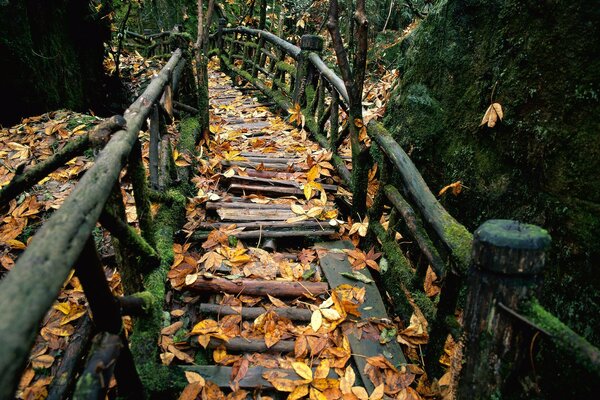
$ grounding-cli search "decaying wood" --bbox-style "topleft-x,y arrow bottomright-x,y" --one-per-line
0,115 -> 126,205
458,220 -> 551,397
229,175 -> 338,192
221,160 -> 303,172
206,201 -> 292,210
206,338 -> 295,353
194,227 -> 335,240
369,121 -> 473,270
199,303 -> 313,321
196,220 -> 326,230
216,207 -> 297,221
317,241 -> 407,393
72,333 -> 122,400
185,276 -> 328,297
0,50 -> 181,399
99,209 -> 160,271
173,100 -> 200,114
46,315 -> 94,400
384,185 -> 446,280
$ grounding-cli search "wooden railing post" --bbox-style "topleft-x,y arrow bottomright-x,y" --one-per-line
457,219 -> 551,399
293,34 -> 323,105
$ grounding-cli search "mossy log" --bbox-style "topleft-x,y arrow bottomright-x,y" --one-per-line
46,315 -> 94,400
0,49 -> 182,399
99,209 -> 160,272
370,220 -> 436,322
522,299 -> 600,377
0,115 -> 125,205
368,121 -> 473,272
384,185 -> 446,280
72,333 -> 122,400
118,292 -> 154,317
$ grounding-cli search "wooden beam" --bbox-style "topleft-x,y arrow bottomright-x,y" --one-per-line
199,303 -> 312,321
185,276 -> 328,297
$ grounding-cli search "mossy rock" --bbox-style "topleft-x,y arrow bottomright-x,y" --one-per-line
384,0 -> 600,397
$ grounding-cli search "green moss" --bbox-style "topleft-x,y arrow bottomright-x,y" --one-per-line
275,61 -> 297,76
130,189 -> 186,396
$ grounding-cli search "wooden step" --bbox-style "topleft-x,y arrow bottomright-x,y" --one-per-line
181,365 -> 337,388
193,228 -> 336,240
316,241 -> 407,392
199,303 -> 313,321
184,276 -> 328,297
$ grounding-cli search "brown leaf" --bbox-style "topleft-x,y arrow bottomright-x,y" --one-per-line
480,102 -> 503,128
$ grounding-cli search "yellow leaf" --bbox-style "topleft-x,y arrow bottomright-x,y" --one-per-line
309,387 -> 328,400
340,365 -> 355,394
352,386 -> 369,400
438,181 -> 462,197
311,309 -> 323,332
307,165 -> 320,182
320,308 -> 341,321
184,371 -> 206,385
292,361 -> 313,381
369,384 -> 385,400
314,359 -> 330,380
289,384 -> 309,400
291,204 -> 306,215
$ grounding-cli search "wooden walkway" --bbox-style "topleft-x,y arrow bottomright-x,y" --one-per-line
168,66 -> 407,394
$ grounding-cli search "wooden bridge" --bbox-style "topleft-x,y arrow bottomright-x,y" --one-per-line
0,23 -> 598,400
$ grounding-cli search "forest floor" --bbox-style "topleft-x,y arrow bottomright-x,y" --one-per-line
0,52 -> 455,399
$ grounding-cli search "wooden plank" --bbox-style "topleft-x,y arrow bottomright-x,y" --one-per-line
221,160 -> 304,172
216,207 -> 295,221
206,338 -> 295,353
207,201 -> 292,210
193,228 -> 336,240
316,241 -> 407,392
230,175 -> 338,192
181,365 -> 338,388
199,303 -> 313,321
185,277 -> 328,297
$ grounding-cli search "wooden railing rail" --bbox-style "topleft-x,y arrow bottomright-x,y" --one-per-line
211,25 -> 600,394
0,49 -> 184,399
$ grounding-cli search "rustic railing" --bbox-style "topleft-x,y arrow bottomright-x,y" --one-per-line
0,48 -> 186,399
212,23 -> 600,396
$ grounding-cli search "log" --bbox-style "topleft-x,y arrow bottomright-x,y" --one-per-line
206,201 -> 292,210
0,115 -> 126,205
173,100 -> 200,115
118,292 -> 154,317
185,277 -> 328,297
457,220 -> 551,398
72,333 -> 122,400
229,175 -> 338,192
223,27 -> 301,59
98,208 -> 160,272
384,185 -> 446,280
193,228 -> 336,240
148,105 -> 160,190
46,315 -> 95,400
221,160 -> 303,172
216,207 -> 296,221
0,49 -> 182,400
196,220 -> 326,230
228,183 -> 306,197
368,121 -> 472,271
206,337 -> 295,353
199,303 -> 312,321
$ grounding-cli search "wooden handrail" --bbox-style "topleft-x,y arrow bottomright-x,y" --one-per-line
0,49 -> 182,399
222,27 -> 301,59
